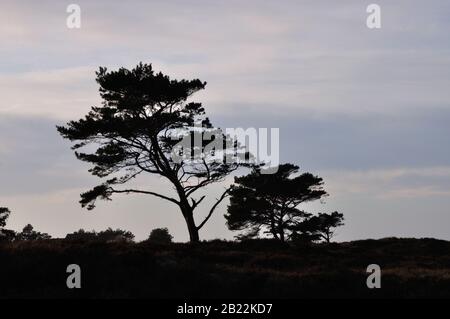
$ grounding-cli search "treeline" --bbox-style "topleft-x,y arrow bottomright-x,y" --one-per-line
0,208 -> 173,244
1,204 -> 342,245
64,227 -> 172,243
1,207 -> 52,242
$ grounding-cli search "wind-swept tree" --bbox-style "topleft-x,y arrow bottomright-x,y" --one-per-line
225,164 -> 327,242
57,63 -> 249,242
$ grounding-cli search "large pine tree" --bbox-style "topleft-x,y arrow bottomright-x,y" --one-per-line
58,63 -> 249,242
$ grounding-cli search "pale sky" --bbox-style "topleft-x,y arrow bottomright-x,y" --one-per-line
1,0 -> 450,241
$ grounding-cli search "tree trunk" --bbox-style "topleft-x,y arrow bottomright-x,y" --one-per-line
184,208 -> 200,243
171,177 -> 200,243
279,229 -> 285,242
278,216 -> 285,242
179,201 -> 199,243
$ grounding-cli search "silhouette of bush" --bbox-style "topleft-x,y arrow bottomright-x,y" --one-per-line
65,228 -> 134,243
16,224 -> 51,241
147,228 -> 173,244
97,228 -> 135,243
65,229 -> 98,242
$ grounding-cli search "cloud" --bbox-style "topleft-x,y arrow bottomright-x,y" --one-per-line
0,67 -> 100,119
1,0 -> 450,119
323,166 -> 450,199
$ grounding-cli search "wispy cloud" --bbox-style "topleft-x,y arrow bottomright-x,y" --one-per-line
324,166 -> 450,199
1,0 -> 450,118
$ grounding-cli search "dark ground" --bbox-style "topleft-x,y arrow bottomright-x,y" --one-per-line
0,237 -> 449,298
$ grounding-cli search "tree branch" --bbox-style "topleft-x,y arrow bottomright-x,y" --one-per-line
111,188 -> 180,205
191,195 -> 206,210
196,188 -> 230,230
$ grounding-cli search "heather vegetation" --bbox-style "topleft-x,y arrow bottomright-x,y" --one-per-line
0,238 -> 449,298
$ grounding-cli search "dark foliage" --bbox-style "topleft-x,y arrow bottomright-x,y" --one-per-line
17,224 -> 51,241
0,207 -> 16,242
0,229 -> 16,243
225,164 -> 327,242
313,211 -> 344,243
291,211 -> 344,244
147,227 -> 173,244
97,228 -> 134,242
0,238 -> 449,298
65,229 -> 98,242
0,207 -> 10,228
65,228 -> 135,243
57,63 -> 251,242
